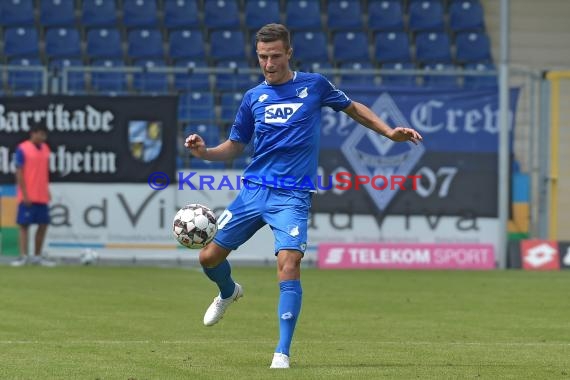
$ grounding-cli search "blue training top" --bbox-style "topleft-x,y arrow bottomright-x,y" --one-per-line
229,71 -> 352,191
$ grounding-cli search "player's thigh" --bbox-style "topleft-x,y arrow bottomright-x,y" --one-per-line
214,187 -> 266,250
264,189 -> 312,255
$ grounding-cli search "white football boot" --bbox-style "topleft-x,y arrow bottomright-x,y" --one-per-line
203,283 -> 243,326
270,353 -> 290,369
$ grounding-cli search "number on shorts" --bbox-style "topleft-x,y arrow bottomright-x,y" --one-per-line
217,209 -> 233,230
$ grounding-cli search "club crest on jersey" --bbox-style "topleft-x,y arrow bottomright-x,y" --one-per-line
264,103 -> 303,123
296,87 -> 308,98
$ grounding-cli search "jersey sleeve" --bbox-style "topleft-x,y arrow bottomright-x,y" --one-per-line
14,147 -> 25,168
228,91 -> 255,144
318,74 -> 352,112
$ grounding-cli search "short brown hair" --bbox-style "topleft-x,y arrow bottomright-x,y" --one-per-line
255,23 -> 291,51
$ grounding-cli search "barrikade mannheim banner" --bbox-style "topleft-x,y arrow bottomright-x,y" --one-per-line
0,96 -> 177,183
0,89 -> 520,268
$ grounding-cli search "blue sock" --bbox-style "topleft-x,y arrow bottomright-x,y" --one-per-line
275,279 -> 302,356
202,259 -> 236,299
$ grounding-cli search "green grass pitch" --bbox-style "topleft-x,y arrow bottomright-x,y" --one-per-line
0,266 -> 568,379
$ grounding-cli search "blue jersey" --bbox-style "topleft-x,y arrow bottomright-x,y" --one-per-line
229,71 -> 352,191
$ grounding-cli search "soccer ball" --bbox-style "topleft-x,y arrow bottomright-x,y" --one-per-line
80,249 -> 99,265
172,203 -> 218,249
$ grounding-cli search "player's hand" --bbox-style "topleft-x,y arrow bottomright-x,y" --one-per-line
184,134 -> 207,158
387,127 -> 423,145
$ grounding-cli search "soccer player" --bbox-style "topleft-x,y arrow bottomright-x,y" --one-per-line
185,23 -> 422,368
11,123 -> 55,267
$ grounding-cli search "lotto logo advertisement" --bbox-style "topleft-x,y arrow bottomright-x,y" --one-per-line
318,243 -> 495,270
520,240 -> 560,270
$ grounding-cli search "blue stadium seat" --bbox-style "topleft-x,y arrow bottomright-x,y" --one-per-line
249,33 -> 259,60
332,31 -> 369,63
285,0 -> 321,30
45,28 -> 82,59
374,32 -> 411,63
327,0 -> 363,30
245,0 -> 281,30
449,0 -> 485,32
82,0 -> 117,28
3,27 -> 40,58
173,60 -> 210,92
409,0 -> 445,32
339,62 -> 376,87
415,32 -> 452,63
381,62 -> 417,86
86,28 -> 123,60
463,62 -> 497,89
215,60 -> 259,92
293,31 -> 328,64
204,0 -> 240,30
297,61 -> 333,73
127,29 -> 164,60
408,0 -> 440,3
122,0 -> 158,28
368,0 -> 405,32
220,92 -> 244,121
231,141 -> 254,168
184,124 -> 224,147
39,0 -> 76,27
51,58 -> 87,93
0,0 -> 35,26
189,157 -> 226,169
163,0 -> 200,29
90,59 -> 128,94
232,155 -> 253,169
422,63 -> 459,87
132,59 -> 170,93
455,32 -> 492,63
7,58 -> 44,94
169,30 -> 205,61
178,92 -> 216,122
209,30 -> 246,62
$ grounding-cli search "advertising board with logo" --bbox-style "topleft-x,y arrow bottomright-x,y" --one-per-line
0,96 -> 177,183
318,243 -> 495,270
519,240 -> 565,270
42,176 -> 499,263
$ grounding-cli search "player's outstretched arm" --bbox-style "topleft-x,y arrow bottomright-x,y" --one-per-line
185,134 -> 245,161
342,101 -> 423,144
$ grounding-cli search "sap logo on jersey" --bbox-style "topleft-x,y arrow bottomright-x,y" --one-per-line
264,103 -> 302,123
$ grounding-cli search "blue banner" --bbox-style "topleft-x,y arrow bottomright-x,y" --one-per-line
314,87 -> 520,217
321,87 -> 519,152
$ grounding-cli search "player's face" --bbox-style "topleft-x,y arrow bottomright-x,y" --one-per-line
256,40 -> 293,85
30,130 -> 47,144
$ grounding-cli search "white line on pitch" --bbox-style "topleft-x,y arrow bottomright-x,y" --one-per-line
1,340 -> 569,347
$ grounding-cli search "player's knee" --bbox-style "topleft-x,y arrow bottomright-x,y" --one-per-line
199,244 -> 225,268
277,250 -> 302,278
279,263 -> 299,278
